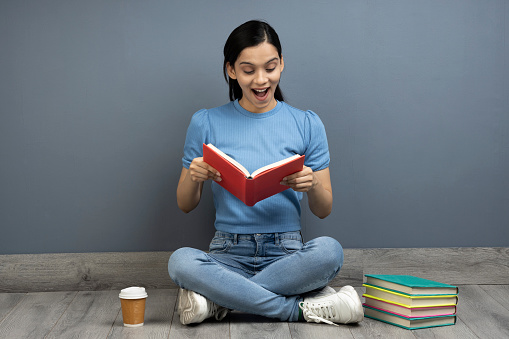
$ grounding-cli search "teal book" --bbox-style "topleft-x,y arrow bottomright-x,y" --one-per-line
364,275 -> 459,296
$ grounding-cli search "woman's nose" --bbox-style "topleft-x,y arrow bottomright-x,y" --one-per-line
254,70 -> 268,84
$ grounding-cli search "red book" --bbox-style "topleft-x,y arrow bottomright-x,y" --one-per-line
203,143 -> 305,206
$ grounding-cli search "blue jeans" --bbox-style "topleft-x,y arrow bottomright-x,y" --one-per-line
168,231 -> 343,322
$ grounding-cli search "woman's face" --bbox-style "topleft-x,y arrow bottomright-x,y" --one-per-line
227,42 -> 284,113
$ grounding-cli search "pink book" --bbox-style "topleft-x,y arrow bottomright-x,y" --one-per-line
363,296 -> 457,318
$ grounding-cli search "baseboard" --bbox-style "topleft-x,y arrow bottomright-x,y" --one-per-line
335,247 -> 509,288
1,247 -> 507,292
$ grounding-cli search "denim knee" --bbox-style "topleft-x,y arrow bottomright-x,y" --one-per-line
314,236 -> 344,272
168,247 -> 205,287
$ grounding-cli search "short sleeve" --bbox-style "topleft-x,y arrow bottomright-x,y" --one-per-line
182,109 -> 210,169
304,110 -> 330,171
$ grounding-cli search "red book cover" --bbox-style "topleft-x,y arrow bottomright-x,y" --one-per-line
203,143 -> 305,206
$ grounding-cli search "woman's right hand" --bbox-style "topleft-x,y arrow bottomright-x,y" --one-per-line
188,157 -> 221,183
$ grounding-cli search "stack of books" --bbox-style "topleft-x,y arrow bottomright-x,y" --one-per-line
362,274 -> 459,330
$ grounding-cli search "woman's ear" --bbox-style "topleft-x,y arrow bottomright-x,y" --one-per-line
280,55 -> 284,73
226,62 -> 237,80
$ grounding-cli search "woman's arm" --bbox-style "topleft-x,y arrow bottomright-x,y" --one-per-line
176,158 -> 221,213
281,167 -> 333,219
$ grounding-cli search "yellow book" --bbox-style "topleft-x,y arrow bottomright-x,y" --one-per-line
363,285 -> 458,307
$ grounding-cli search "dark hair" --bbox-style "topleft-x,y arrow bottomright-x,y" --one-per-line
223,20 -> 284,102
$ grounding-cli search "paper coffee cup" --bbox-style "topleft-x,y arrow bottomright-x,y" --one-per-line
119,287 -> 148,327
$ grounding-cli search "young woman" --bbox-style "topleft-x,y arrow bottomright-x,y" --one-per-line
168,20 -> 363,326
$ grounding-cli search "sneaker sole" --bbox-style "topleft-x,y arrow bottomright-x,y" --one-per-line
178,289 -> 204,325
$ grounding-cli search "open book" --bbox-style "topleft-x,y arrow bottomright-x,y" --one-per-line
203,143 -> 305,206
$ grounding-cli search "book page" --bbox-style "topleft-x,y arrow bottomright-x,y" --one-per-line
206,144 -> 250,177
251,154 -> 302,178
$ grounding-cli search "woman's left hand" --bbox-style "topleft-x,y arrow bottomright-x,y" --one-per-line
280,166 -> 317,193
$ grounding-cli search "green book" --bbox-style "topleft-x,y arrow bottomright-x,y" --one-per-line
364,305 -> 457,330
364,275 -> 459,296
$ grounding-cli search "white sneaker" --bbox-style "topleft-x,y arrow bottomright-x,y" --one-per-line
303,286 -> 337,302
299,285 -> 364,325
177,288 -> 229,325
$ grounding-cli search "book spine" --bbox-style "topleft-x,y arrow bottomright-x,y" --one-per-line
245,179 -> 256,207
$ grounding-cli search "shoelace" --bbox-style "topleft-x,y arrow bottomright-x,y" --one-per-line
299,301 -> 339,327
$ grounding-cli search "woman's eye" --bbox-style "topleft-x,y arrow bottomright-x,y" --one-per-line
266,68 -> 276,72
244,71 -> 254,75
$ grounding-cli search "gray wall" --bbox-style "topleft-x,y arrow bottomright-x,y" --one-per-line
1,0 -> 508,255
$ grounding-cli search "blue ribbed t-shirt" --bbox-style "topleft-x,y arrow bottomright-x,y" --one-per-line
182,100 -> 330,234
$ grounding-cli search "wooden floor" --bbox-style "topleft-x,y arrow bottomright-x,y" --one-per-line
1,286 -> 508,339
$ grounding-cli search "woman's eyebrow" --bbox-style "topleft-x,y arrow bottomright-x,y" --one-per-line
239,57 -> 279,66
264,57 -> 279,64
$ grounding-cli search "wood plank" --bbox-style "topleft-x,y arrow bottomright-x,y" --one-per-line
107,289 -> 176,338
289,320 -> 355,338
0,251 -> 176,292
229,312 -> 292,339
1,248 -> 508,292
480,285 -> 509,312
45,290 -> 120,339
362,247 -> 509,285
0,291 -> 76,338
455,285 -> 509,339
411,317 -> 479,339
0,286 -> 506,338
0,293 -> 25,323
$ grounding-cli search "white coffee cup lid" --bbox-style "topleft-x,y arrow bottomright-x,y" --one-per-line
119,287 -> 148,299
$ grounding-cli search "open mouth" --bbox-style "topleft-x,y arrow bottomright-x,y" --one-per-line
252,88 -> 270,100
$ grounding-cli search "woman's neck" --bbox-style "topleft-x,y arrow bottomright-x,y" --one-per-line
238,97 -> 277,114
